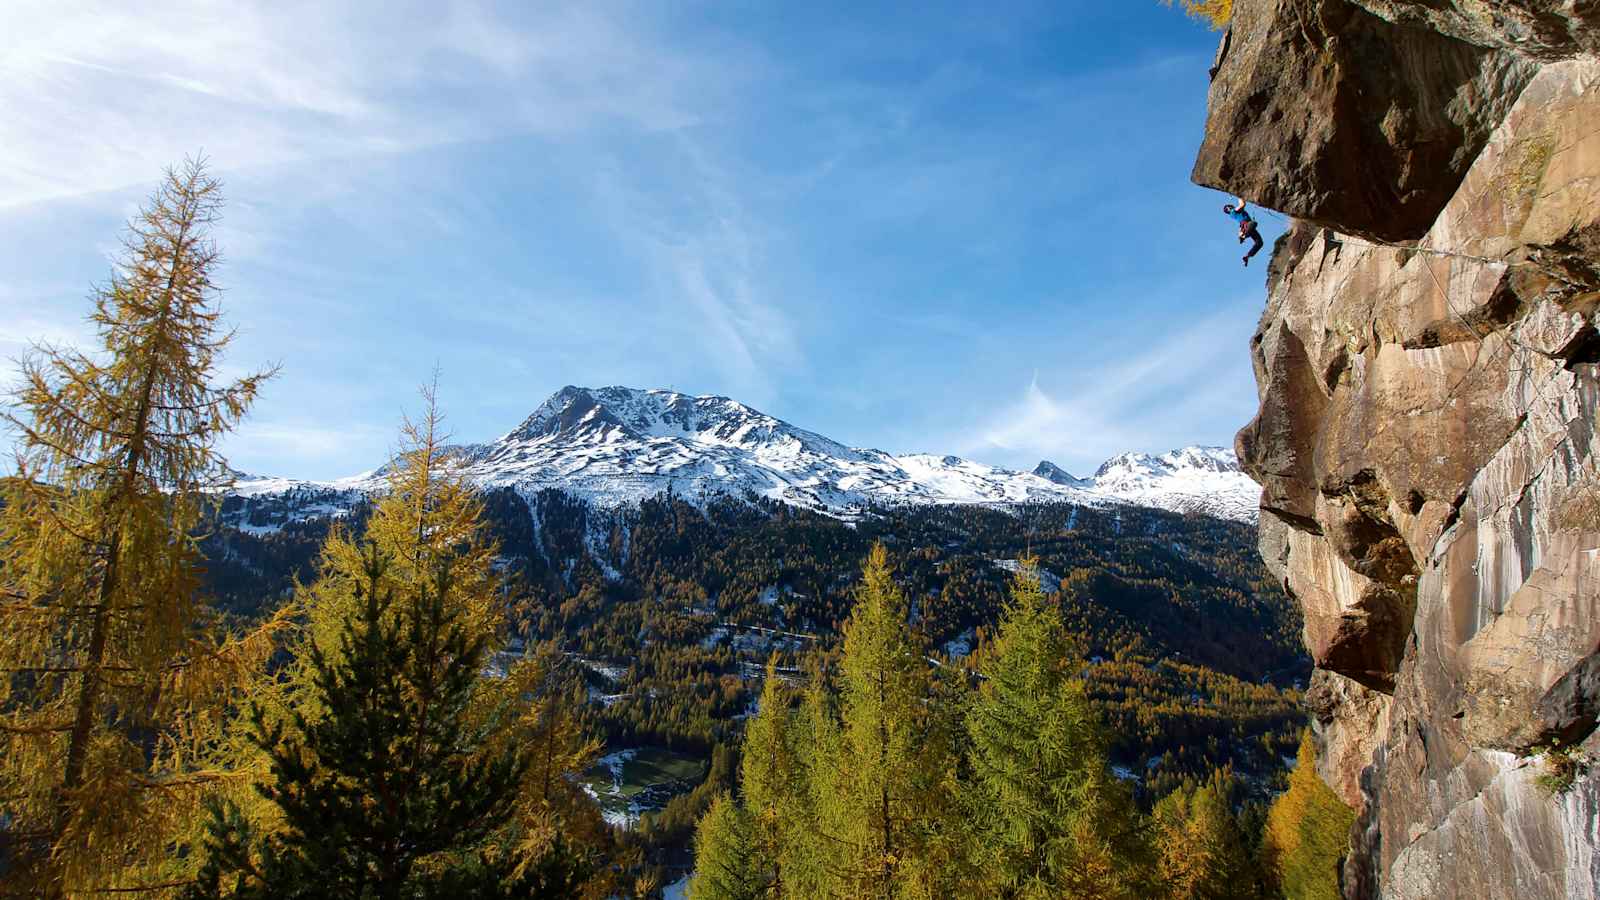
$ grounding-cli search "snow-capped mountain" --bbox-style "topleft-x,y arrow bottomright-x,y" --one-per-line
1031,460 -> 1091,489
230,386 -> 1259,523
1075,446 -> 1257,523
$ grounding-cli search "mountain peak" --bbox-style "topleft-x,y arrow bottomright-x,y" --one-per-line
507,386 -> 626,441
1032,460 -> 1089,487
1093,445 -> 1238,481
500,386 -> 858,460
235,390 -> 1258,522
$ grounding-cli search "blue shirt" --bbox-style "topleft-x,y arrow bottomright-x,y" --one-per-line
1227,207 -> 1251,224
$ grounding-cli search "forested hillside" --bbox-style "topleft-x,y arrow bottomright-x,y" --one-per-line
205,481 -> 1310,839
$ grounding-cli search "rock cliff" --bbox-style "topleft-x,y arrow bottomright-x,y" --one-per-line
1197,2 -> 1600,897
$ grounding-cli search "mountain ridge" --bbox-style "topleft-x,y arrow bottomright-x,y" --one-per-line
233,385 -> 1258,523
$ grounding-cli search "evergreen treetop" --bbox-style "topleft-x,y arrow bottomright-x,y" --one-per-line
687,793 -> 761,900
739,656 -> 798,896
187,546 -> 531,899
1153,769 -> 1258,900
964,558 -> 1146,900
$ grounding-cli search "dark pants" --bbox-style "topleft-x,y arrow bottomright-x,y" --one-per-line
1241,222 -> 1264,260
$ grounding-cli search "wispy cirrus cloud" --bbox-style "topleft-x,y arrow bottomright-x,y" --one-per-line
1,0 -> 800,477
969,300 -> 1261,473
0,0 -> 726,209
577,129 -> 801,407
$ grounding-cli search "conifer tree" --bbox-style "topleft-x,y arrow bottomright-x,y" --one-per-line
688,793 -> 761,900
297,378 -> 500,660
484,643 -> 611,891
1162,0 -> 1232,28
186,546 -> 530,899
739,657 -> 798,896
817,544 -> 955,898
778,661 -> 841,899
1152,770 -> 1256,900
198,386 -> 608,896
963,559 -> 1146,899
0,159 -> 276,896
1262,732 -> 1355,900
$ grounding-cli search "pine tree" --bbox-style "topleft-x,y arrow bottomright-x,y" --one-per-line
688,793 -> 760,900
0,159 -> 276,897
198,386 -> 608,896
963,559 -> 1146,899
186,546 -> 530,899
1262,731 -> 1354,900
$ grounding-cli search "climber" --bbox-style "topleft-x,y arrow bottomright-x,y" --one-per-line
1224,198 -> 1264,267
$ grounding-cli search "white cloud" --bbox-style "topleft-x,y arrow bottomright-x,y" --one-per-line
0,0 -> 786,476
968,301 -> 1260,472
978,373 -> 1143,463
221,419 -> 391,476
581,132 -> 802,405
0,0 -> 729,210
666,138 -> 801,403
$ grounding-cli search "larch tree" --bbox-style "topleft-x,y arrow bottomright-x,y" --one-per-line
963,559 -> 1147,900
1262,731 -> 1355,900
1152,770 -> 1257,900
483,642 -> 611,894
818,544 -> 956,899
1163,0 -> 1232,28
777,659 -> 841,899
689,793 -> 761,900
0,159 -> 277,897
296,377 -> 501,661
738,656 -> 799,897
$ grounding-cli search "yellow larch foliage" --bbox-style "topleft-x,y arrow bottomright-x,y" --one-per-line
0,159 -> 278,898
1263,731 -> 1355,900
301,377 -> 502,661
1164,0 -> 1233,28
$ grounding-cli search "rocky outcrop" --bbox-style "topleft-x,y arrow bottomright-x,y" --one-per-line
1193,0 -> 1536,242
1306,669 -> 1393,809
1348,1 -> 1600,59
1203,2 -> 1600,897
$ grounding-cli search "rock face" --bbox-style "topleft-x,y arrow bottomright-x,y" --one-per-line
1348,1 -> 1600,59
1193,0 -> 1536,242
1202,2 -> 1600,897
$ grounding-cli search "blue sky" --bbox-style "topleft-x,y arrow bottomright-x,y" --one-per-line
1,0 -> 1280,479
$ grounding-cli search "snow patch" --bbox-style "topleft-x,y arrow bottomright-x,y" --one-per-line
943,628 -> 976,660
991,559 -> 1062,594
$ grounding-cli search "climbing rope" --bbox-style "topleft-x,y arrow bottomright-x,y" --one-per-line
1303,220 -> 1599,525
1254,206 -> 1518,343
1327,233 -> 1510,269
1230,191 -> 1592,512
